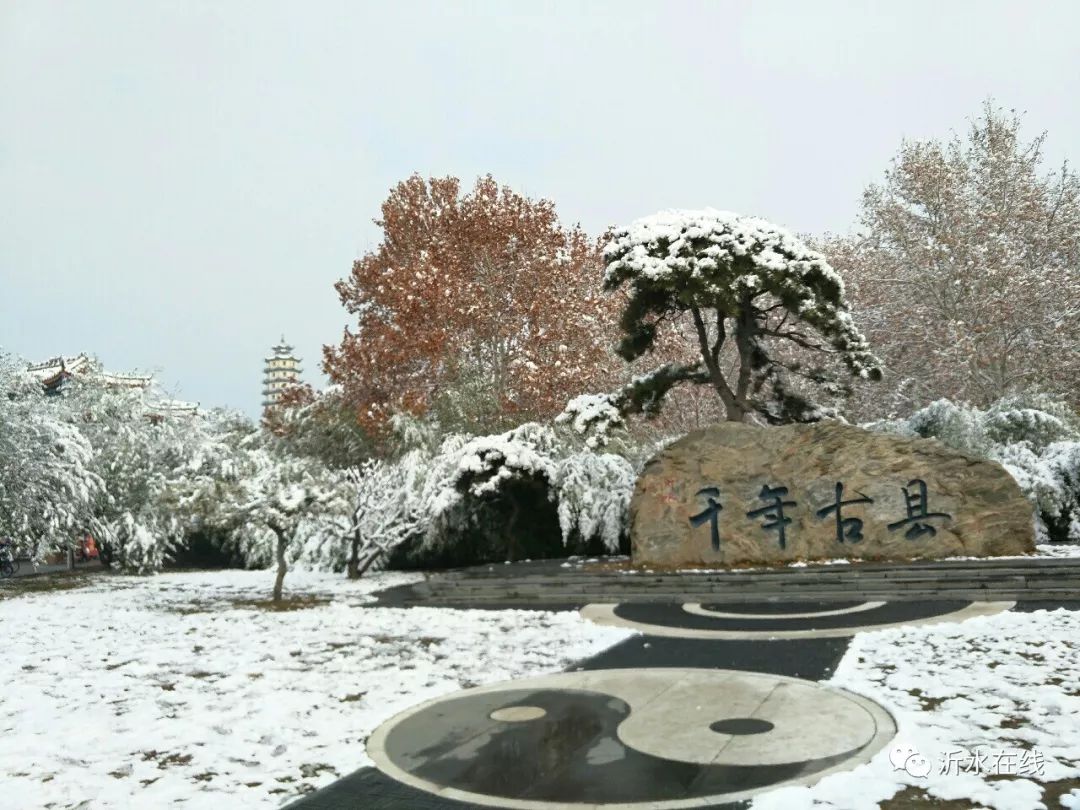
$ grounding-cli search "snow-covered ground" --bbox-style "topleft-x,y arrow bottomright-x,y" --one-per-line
756,607 -> 1080,810
0,570 -> 631,809
6,568 -> 1080,810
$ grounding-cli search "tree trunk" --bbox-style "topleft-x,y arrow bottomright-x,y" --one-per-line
729,293 -> 756,422
690,307 -> 742,421
724,404 -> 747,422
506,498 -> 522,563
347,529 -> 361,580
272,530 -> 288,602
356,548 -> 383,578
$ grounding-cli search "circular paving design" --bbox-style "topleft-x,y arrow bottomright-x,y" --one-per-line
367,667 -> 896,809
581,599 -> 1015,639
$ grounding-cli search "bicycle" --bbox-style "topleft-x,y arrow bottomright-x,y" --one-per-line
0,541 -> 17,578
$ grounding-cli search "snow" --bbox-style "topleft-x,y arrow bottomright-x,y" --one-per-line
415,422 -> 635,553
554,451 -> 635,553
556,392 -> 625,449
750,607 -> 1080,809
0,570 -> 631,809
603,208 -> 845,292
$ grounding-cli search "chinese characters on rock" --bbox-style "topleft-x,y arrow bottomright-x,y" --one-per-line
746,485 -> 796,549
816,482 -> 874,543
689,487 -> 723,551
690,479 -> 952,552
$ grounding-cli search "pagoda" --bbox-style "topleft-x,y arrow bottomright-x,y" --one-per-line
262,336 -> 302,409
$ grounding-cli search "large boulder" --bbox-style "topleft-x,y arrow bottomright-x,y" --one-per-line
631,422 -> 1035,567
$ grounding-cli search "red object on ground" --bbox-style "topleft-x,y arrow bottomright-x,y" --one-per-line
81,535 -> 99,560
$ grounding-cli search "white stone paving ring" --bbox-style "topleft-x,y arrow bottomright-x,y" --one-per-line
367,667 -> 897,809
683,600 -> 887,620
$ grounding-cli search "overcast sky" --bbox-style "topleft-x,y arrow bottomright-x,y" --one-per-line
3,1 -> 1078,418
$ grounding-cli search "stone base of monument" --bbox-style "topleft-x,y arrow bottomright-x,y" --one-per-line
631,422 -> 1034,568
373,556 -> 1080,608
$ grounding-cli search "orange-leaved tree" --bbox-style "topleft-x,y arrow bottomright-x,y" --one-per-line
324,174 -> 619,433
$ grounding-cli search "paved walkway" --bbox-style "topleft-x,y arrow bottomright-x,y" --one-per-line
289,591 -> 1076,810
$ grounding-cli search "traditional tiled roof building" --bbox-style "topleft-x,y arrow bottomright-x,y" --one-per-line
262,337 -> 302,410
27,354 -> 154,395
26,354 -> 198,418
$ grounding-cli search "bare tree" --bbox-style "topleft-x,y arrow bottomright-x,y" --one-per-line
828,102 -> 1080,418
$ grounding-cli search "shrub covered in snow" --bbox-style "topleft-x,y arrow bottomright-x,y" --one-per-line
300,453 -> 426,578
0,344 -> 644,579
556,393 -> 626,449
375,420 -> 639,569
0,357 -> 101,560
553,451 -> 636,553
867,395 -> 1080,543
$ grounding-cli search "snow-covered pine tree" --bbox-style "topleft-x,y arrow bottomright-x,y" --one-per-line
601,209 -> 881,423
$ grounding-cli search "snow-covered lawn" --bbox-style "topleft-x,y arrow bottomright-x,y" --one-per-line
757,607 -> 1080,809
0,570 -> 631,809
6,568 -> 1080,810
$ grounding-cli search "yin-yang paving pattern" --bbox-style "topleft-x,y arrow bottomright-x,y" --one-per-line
582,599 -> 1015,639
366,667 -> 896,809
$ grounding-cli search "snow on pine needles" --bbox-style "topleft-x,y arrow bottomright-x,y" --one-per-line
0,570 -> 631,809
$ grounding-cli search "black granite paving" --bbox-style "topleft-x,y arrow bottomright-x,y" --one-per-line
285,767 -> 486,810
612,599 -> 969,632
1012,600 -> 1080,612
574,634 -> 851,681
288,765 -> 749,810
698,599 -> 865,614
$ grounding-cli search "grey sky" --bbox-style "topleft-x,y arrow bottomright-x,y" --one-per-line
3,1 -> 1078,418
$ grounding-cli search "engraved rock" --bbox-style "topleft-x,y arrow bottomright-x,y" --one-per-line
631,422 -> 1035,567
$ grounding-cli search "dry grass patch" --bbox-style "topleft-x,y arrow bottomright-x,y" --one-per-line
0,573 -> 102,600
230,596 -> 331,612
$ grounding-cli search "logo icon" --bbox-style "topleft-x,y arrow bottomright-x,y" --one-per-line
890,742 -> 932,778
